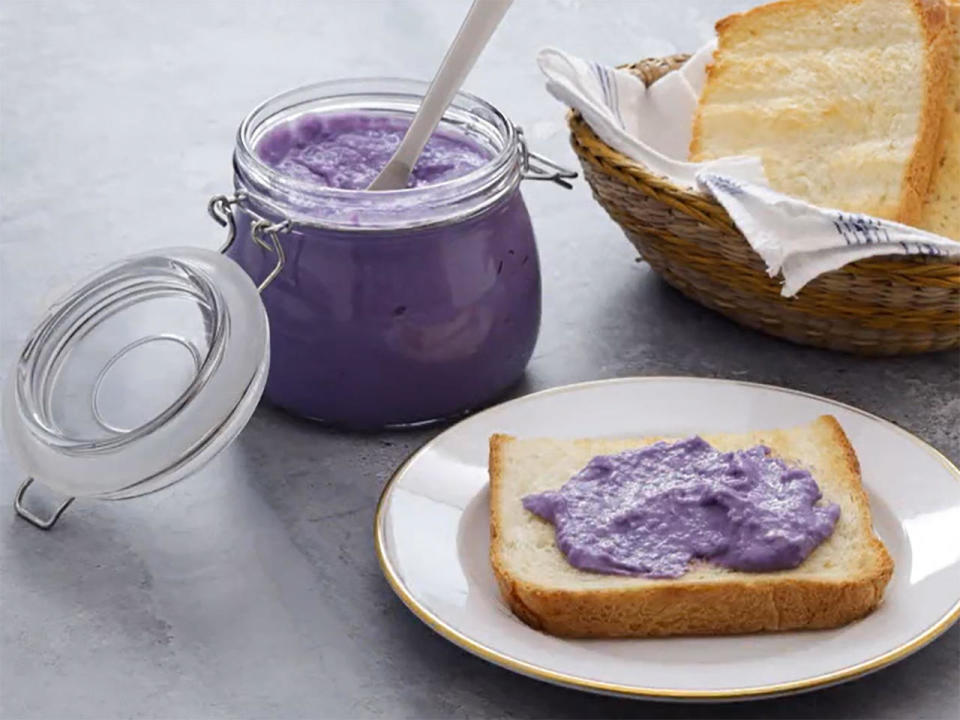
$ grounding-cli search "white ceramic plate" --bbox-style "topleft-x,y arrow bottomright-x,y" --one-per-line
375,378 -> 960,701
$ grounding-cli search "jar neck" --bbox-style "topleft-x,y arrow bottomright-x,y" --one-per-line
233,78 -> 523,232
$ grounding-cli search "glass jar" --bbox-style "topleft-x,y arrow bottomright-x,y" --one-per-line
3,78 -> 574,530
211,78 -> 574,428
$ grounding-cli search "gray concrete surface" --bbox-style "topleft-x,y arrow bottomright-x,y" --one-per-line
1,1 -> 957,718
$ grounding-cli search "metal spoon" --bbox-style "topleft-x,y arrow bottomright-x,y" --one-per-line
366,0 -> 514,191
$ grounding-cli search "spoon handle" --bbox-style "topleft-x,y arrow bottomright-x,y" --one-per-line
367,0 -> 514,191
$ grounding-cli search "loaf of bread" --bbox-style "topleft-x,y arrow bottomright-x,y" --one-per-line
689,0 -> 953,226
489,415 -> 893,638
920,0 -> 960,239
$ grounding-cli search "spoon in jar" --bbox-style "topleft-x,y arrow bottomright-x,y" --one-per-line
366,0 -> 514,191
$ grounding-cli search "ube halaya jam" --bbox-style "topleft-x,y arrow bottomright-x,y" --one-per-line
255,113 -> 492,190
230,103 -> 541,428
523,438 -> 840,578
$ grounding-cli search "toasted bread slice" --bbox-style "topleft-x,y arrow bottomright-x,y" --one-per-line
689,0 -> 953,225
920,1 -> 960,239
489,416 -> 893,638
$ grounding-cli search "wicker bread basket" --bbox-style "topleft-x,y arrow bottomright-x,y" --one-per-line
568,55 -> 960,355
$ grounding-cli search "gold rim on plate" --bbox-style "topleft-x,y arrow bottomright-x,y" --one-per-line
373,377 -> 960,701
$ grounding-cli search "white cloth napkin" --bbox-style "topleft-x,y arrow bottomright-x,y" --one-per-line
538,46 -> 959,296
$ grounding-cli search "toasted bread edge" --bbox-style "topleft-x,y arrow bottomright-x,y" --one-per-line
488,416 -> 893,638
901,0 -> 953,224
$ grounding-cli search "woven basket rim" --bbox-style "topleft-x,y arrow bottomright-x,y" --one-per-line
566,55 -> 960,278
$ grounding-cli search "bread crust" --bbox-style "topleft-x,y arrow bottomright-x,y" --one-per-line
920,1 -> 960,237
689,0 -> 953,225
489,416 -> 894,638
903,0 -> 953,224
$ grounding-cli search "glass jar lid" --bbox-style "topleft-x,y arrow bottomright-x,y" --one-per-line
3,247 -> 269,507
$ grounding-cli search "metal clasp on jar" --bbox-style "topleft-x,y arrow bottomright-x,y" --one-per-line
208,193 -> 291,293
517,127 -> 579,189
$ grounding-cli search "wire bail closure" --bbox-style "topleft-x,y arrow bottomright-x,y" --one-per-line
14,478 -> 74,530
518,128 -> 578,189
208,193 -> 290,294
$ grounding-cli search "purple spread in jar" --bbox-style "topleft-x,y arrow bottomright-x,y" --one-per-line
230,100 -> 541,428
255,113 -> 491,190
522,437 -> 840,578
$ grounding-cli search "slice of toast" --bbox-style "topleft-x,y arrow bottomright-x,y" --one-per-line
689,0 -> 954,225
489,416 -> 893,638
920,0 -> 960,239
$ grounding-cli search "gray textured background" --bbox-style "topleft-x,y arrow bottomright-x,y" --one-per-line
1,1 -> 957,718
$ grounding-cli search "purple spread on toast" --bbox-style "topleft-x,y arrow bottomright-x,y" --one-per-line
522,437 -> 840,578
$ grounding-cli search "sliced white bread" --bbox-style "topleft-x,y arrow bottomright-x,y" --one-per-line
920,0 -> 960,239
689,0 -> 953,225
489,415 -> 893,638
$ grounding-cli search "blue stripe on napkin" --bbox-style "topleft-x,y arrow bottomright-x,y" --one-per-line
593,62 -> 624,129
